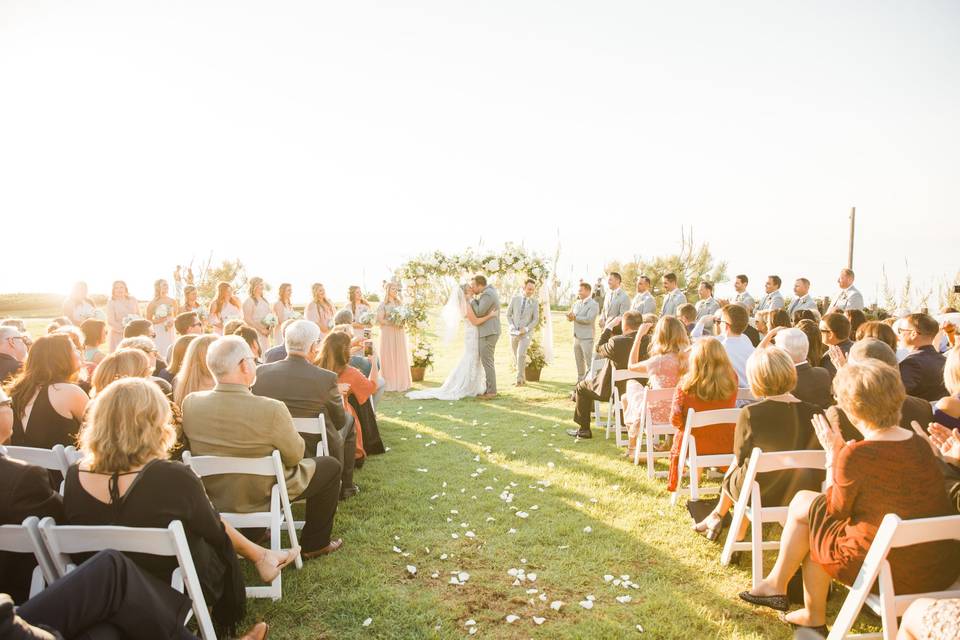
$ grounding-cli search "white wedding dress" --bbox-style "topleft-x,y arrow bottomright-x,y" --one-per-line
406,289 -> 486,401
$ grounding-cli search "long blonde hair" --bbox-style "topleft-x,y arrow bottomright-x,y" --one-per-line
79,378 -> 176,473
248,277 -> 265,300
679,337 -> 737,401
91,349 -> 152,396
174,334 -> 217,405
278,283 -> 292,305
384,281 -> 401,304
311,283 -> 334,313
213,281 -> 240,315
650,316 -> 690,358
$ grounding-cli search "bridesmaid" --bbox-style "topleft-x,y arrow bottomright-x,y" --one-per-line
181,285 -> 205,331
347,285 -> 371,340
146,279 -> 178,360
208,281 -> 242,335
376,282 -> 412,392
306,283 -> 336,337
105,280 -> 139,352
272,283 -> 296,345
62,282 -> 96,325
242,276 -> 272,354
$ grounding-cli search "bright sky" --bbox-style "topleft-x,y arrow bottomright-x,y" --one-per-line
1,1 -> 958,306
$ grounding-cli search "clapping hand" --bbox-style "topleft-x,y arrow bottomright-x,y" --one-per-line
337,383 -> 351,395
812,413 -> 847,455
929,422 -> 960,466
827,345 -> 847,370
637,322 -> 655,337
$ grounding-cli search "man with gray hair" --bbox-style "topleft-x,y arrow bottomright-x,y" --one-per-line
0,326 -> 29,383
333,308 -> 354,327
252,320 -> 358,500
766,327 -> 832,409
182,335 -> 344,557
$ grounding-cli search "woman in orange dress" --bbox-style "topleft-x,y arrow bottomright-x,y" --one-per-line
667,337 -> 738,494
376,282 -> 412,393
316,330 -> 384,462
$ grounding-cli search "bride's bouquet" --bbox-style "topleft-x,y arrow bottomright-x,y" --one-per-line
387,305 -> 414,328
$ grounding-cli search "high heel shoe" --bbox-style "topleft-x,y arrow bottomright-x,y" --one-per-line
692,514 -> 726,542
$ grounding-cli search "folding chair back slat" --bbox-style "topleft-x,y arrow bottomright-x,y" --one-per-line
0,516 -> 57,596
291,414 -> 329,457
670,407 -> 740,505
606,364 -> 641,445
633,387 -> 677,474
4,445 -> 70,476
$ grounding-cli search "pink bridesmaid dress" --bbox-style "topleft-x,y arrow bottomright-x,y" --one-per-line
106,297 -> 139,352
243,297 -> 272,354
377,302 -> 412,392
306,301 -> 335,335
273,302 -> 296,344
210,301 -> 241,335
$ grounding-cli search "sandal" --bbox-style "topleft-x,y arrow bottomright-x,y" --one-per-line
692,513 -> 726,542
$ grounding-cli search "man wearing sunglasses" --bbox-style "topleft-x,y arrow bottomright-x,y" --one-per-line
0,326 -> 29,384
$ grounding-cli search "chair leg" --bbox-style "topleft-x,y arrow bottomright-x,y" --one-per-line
750,509 -> 764,590
721,497 -> 747,566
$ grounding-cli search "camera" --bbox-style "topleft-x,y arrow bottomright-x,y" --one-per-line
363,339 -> 374,357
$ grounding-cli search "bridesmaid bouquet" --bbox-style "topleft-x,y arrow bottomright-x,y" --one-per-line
155,304 -> 170,320
358,311 -> 375,326
387,305 -> 414,327
262,313 -> 279,329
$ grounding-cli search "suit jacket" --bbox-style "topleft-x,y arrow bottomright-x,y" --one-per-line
756,290 -> 785,311
828,395 -> 934,443
600,288 -> 631,325
734,291 -> 756,313
507,295 -> 539,336
181,383 -> 315,513
787,295 -> 817,316
899,346 -> 948,402
472,285 -> 501,338
631,292 -> 656,315
695,297 -> 720,321
0,453 -> 64,603
661,289 -> 686,318
827,286 -> 864,313
793,362 -> 833,410
252,355 -> 347,429
571,298 -> 599,340
820,339 -> 854,378
590,329 -> 647,399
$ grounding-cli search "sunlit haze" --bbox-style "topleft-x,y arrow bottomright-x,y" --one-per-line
1,1 -> 958,305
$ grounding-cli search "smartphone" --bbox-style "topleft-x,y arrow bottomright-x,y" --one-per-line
363,328 -> 372,340
363,339 -> 373,357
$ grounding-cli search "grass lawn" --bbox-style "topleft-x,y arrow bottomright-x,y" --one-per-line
12,311 -> 879,639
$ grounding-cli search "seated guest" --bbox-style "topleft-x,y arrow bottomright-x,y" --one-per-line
181,337 -> 343,558
844,308 -> 866,337
766,327 -> 832,409
233,325 -> 263,364
0,325 -> 30,384
0,388 -> 64,604
165,311 -> 202,362
786,278 -> 817,317
819,312 -> 853,377
222,318 -> 245,337
716,304 -> 754,387
796,319 -> 826,369
122,318 -> 154,340
253,320 -> 359,500
677,303 -> 698,335
855,320 -> 898,354
899,596 -> 960,640
754,310 -> 772,336
331,324 -> 387,406
934,346 -> 960,429
8,334 -> 87,449
666,338 -> 738,494
792,308 -> 819,325
117,336 -> 173,396
2,550 -> 268,640
694,281 -> 719,323
316,331 -> 385,460
623,316 -> 689,459
166,334 -> 198,385
79,318 -> 107,369
740,360 -> 960,632
173,334 -> 217,406
262,319 -> 297,364
90,349 -> 155,396
567,311 -> 647,439
898,313 -> 948,401
769,308 -> 791,330
741,312 -> 761,347
692,347 -> 823,540
923,421 -> 960,514
65,377 -> 293,636
825,339 -> 934,442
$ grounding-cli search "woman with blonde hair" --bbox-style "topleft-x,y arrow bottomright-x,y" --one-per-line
666,337 -> 738,495
146,279 -> 178,361
90,349 -> 153,396
376,281 -> 412,392
64,378 -> 294,637
166,334 -> 198,381
242,277 -> 272,353
622,316 -> 690,458
271,282 -> 296,345
208,281 -> 242,335
63,282 -> 96,325
692,347 -> 823,541
347,285 -> 370,339
105,280 -> 138,352
173,334 -> 217,406
306,282 -> 336,335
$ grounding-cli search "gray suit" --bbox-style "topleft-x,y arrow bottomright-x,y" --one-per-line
570,297 -> 599,380
631,291 -> 656,315
735,291 -> 756,313
787,294 -> 818,316
661,288 -> 686,317
827,286 -> 864,313
508,294 -> 539,383
472,285 -> 501,394
600,288 -> 631,326
695,297 -> 720,321
756,290 -> 785,312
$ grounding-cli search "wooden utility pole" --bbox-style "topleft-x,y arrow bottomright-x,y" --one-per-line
847,207 -> 856,270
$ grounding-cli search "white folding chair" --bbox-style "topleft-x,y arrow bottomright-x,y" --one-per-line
38,518 -> 217,640
828,513 -> 960,639
0,516 -> 58,598
3,444 -> 71,476
606,365 -> 645,446
719,448 -> 827,587
632,387 -> 678,475
670,407 -> 741,505
181,450 -> 302,601
590,357 -> 608,430
291,414 -> 330,457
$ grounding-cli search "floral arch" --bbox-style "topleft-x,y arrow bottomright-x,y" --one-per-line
395,244 -> 553,370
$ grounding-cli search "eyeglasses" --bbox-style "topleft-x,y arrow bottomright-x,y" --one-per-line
191,322 -> 202,328
897,327 -> 915,335
819,328 -> 832,335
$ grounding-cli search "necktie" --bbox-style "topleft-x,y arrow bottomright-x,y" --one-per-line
521,298 -> 526,316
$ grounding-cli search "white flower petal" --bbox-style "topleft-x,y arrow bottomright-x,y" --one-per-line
550,600 -> 563,611
579,600 -> 594,610
406,565 -> 417,575
362,617 -> 372,627
464,619 -> 476,627
603,575 -> 614,582
583,526 -> 593,533
533,616 -> 546,625
617,595 -> 632,604
505,614 -> 519,623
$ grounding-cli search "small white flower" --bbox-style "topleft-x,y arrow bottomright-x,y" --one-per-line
505,614 -> 519,624
550,600 -> 563,611
579,600 -> 594,610
406,565 -> 417,575
583,526 -> 593,533
464,619 -> 476,627
617,595 -> 632,604
533,616 -> 546,625
516,511 -> 529,519
362,617 -> 372,627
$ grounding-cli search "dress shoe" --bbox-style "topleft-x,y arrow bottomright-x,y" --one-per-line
340,484 -> 360,500
238,621 -> 269,640
478,393 -> 498,400
566,429 -> 592,439
303,539 -> 343,560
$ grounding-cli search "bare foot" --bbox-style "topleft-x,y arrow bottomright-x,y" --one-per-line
784,608 -> 826,628
254,547 -> 299,583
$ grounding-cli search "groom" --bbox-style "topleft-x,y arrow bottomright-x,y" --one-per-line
471,275 -> 501,399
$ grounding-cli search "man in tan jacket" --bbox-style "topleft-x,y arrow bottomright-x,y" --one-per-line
182,336 -> 343,557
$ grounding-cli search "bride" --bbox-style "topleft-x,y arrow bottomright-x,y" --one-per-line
407,283 -> 496,401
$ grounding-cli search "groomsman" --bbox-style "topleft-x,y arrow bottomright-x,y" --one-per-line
567,282 -> 600,380
787,278 -> 818,317
755,275 -> 785,312
825,268 -> 865,313
599,272 -> 631,330
695,281 -> 720,322
631,275 -> 656,315
660,272 -> 686,317
507,279 -> 540,386
733,274 -> 755,313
